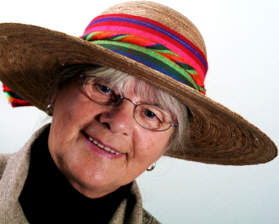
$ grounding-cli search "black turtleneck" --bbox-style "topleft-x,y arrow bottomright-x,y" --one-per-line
19,125 -> 132,223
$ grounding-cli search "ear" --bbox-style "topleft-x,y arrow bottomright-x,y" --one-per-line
46,91 -> 58,116
50,92 -> 57,107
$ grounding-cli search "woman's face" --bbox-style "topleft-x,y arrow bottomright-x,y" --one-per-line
48,77 -> 174,198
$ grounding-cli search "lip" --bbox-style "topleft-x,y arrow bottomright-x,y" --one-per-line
82,131 -> 125,159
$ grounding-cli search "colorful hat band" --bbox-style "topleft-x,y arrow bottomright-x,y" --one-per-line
82,13 -> 208,94
2,84 -> 31,107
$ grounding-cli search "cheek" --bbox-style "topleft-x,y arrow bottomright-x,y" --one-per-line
52,86 -> 93,132
54,89 -> 81,122
49,87 -> 87,152
134,130 -> 170,161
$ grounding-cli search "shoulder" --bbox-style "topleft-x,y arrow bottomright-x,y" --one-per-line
143,209 -> 161,224
0,153 -> 12,179
130,182 -> 161,223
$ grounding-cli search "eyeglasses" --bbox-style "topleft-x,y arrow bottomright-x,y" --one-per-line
79,75 -> 178,132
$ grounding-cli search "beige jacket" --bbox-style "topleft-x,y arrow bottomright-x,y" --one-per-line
0,126 -> 160,224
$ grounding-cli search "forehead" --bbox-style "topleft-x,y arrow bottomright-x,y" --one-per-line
104,76 -> 161,106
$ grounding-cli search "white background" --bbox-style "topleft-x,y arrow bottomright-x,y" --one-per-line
0,0 -> 278,223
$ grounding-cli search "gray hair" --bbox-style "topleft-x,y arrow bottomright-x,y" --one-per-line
56,65 -> 188,153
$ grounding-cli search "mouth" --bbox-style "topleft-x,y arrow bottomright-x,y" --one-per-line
82,131 -> 123,156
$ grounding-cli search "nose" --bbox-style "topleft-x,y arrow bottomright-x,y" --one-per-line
99,100 -> 135,136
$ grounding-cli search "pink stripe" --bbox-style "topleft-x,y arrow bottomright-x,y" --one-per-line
85,25 -> 205,78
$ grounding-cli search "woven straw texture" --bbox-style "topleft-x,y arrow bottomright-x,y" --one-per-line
0,1 -> 277,165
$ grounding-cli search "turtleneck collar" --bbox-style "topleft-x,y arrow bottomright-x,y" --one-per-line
19,125 -> 132,223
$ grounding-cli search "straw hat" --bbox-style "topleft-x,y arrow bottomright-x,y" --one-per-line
0,1 -> 277,165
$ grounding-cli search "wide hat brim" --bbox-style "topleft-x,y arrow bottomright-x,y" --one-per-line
0,23 -> 277,165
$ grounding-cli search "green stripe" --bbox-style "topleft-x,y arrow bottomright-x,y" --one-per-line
153,49 -> 179,56
177,63 -> 197,75
85,32 -> 99,41
111,34 -> 128,41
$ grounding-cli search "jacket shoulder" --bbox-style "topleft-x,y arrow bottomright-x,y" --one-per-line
0,153 -> 11,179
143,209 -> 161,224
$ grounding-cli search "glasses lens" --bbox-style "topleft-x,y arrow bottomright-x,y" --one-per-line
83,77 -> 114,105
134,104 -> 171,130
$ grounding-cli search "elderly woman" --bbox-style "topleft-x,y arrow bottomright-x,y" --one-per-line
0,1 -> 277,223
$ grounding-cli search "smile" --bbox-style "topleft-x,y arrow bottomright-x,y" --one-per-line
83,132 -> 122,156
88,136 -> 120,155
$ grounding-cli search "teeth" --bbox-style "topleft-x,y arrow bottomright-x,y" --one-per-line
104,146 -> 112,152
88,136 -> 94,142
87,136 -> 120,155
98,143 -> 104,149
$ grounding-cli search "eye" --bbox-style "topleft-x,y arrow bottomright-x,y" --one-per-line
97,84 -> 111,95
143,109 -> 157,119
140,106 -> 163,122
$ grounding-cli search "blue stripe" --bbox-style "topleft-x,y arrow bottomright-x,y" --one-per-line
90,17 -> 207,70
96,43 -> 195,88
112,49 -> 189,84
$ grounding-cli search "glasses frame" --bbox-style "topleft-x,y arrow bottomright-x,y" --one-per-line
80,74 -> 178,132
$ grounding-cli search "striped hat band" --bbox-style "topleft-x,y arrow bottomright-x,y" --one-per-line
82,14 -> 208,95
